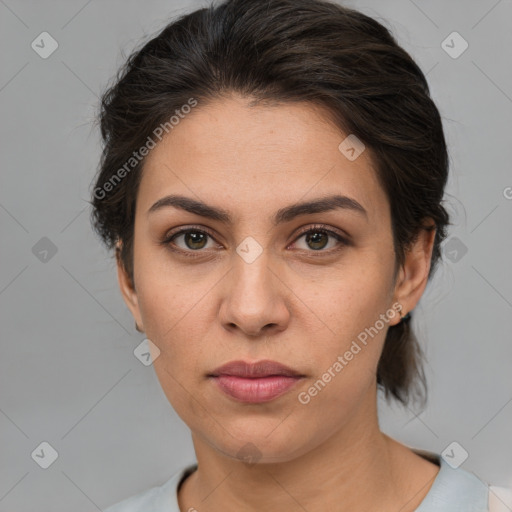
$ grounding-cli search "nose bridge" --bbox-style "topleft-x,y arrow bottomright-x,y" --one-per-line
232,240 -> 275,307
220,238 -> 289,335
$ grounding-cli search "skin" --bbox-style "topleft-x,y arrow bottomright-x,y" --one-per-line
117,93 -> 439,511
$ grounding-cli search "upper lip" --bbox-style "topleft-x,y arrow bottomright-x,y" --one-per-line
209,360 -> 304,378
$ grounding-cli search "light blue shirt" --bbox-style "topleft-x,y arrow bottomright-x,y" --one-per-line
103,452 -> 502,511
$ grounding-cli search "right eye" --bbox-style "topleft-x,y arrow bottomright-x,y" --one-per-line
161,226 -> 220,257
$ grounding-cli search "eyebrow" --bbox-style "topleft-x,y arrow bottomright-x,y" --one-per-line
147,193 -> 368,225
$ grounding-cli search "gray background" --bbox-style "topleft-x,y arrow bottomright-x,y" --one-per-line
1,0 -> 511,510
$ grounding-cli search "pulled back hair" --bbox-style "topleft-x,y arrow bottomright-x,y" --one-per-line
90,0 -> 450,407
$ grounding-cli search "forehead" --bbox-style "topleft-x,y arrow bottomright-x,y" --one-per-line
137,94 -> 388,223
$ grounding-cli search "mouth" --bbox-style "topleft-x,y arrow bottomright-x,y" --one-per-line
207,360 -> 306,404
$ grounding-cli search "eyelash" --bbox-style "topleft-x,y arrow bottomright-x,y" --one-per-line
160,224 -> 350,259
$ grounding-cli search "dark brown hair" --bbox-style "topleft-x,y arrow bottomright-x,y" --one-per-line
90,0 -> 450,407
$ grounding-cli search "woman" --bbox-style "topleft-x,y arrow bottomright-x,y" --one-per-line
91,0 -> 508,510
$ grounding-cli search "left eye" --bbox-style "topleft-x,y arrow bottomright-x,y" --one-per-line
292,227 -> 347,252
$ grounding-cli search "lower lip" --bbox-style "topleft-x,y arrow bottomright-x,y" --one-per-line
211,375 -> 303,403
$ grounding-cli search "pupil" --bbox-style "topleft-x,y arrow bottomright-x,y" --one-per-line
306,231 -> 327,250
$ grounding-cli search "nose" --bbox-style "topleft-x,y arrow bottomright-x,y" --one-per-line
218,249 -> 290,338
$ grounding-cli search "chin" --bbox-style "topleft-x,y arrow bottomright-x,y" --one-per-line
205,418 -> 315,465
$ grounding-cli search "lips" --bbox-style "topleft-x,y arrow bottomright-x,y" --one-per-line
209,359 -> 303,378
208,360 -> 305,403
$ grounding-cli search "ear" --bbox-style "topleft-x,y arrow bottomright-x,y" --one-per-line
115,241 -> 144,331
390,222 -> 437,326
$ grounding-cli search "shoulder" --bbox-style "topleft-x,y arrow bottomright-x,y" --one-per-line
102,477 -> 176,512
412,449 -> 512,512
103,464 -> 197,512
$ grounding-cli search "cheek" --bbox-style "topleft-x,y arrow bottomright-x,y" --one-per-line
134,266 -> 214,397
135,254 -> 204,345
316,260 -> 394,347
299,258 -> 395,404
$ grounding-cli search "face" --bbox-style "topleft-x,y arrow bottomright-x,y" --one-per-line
117,94 -> 434,463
